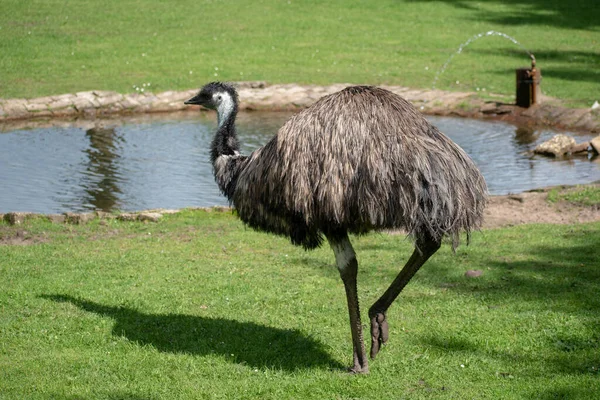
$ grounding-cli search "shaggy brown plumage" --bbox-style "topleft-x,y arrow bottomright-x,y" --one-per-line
185,82 -> 487,374
233,86 -> 486,249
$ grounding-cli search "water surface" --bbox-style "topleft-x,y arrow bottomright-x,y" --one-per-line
0,112 -> 598,213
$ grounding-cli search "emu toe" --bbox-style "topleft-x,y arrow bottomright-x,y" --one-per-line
347,363 -> 369,374
369,312 -> 389,359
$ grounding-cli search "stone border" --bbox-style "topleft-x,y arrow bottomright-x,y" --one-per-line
0,207 -> 233,226
1,81 -> 598,133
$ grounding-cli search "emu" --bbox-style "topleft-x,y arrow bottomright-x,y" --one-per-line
185,82 -> 487,373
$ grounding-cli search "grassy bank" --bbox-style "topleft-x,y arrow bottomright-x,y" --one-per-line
1,1 -> 598,107
1,211 -> 599,399
548,185 -> 600,207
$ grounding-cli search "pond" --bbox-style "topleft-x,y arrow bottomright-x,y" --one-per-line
1,112 -> 598,214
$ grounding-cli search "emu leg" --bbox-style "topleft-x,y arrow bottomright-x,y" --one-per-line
368,237 -> 441,359
329,234 -> 369,374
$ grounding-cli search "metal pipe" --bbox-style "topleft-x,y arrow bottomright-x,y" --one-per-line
516,53 -> 541,108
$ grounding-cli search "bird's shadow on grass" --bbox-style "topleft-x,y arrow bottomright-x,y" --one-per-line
40,294 -> 343,372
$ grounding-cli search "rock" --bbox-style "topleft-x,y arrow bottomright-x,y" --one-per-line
465,270 -> 483,278
570,141 -> 590,154
508,194 -> 524,203
95,211 -> 117,220
28,96 -> 54,105
117,213 -> 137,222
47,94 -> 75,110
156,91 -> 192,103
480,102 -> 500,114
46,214 -> 66,224
160,209 -> 180,215
92,90 -> 119,97
64,212 -> 94,224
591,136 -> 600,154
24,102 -> 49,112
96,93 -> 124,107
138,212 -> 162,222
534,134 -> 576,157
75,91 -> 100,107
2,99 -> 29,119
119,96 -> 142,110
236,81 -> 267,89
572,113 -> 598,131
4,212 -> 32,225
50,106 -> 77,117
71,96 -> 95,111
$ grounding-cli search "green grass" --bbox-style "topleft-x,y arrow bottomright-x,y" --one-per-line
547,185 -> 600,207
1,0 -> 598,107
1,211 -> 599,399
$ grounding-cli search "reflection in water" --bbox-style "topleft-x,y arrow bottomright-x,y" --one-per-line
513,126 -> 540,146
83,127 -> 124,211
426,116 -> 599,195
512,126 -> 538,172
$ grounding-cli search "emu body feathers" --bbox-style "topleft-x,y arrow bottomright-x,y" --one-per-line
219,85 -> 486,249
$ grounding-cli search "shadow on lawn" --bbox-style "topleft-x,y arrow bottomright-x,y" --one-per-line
417,224 -> 600,314
415,233 -> 600,394
40,294 -> 343,372
408,0 -> 599,31
412,227 -> 600,391
461,243 -> 597,312
418,332 -> 599,399
466,48 -> 600,86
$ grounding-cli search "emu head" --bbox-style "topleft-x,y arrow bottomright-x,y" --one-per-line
185,82 -> 238,116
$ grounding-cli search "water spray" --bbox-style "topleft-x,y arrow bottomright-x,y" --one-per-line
432,31 -> 541,107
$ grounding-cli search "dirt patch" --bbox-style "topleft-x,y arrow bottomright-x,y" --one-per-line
483,186 -> 600,229
0,228 -> 49,246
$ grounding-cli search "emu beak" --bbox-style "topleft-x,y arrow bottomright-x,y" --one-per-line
184,93 -> 203,106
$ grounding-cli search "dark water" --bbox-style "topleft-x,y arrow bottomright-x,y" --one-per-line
0,112 -> 598,214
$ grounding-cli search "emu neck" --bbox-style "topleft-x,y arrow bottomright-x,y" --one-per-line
217,97 -> 235,130
210,96 -> 246,201
211,99 -> 240,164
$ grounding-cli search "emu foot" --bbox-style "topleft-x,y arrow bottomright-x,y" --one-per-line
345,351 -> 369,374
369,312 -> 389,359
347,363 -> 369,374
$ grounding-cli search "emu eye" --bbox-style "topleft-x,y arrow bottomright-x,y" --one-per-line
217,95 -> 222,101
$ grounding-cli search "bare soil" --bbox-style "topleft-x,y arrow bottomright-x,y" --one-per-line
483,186 -> 600,229
0,229 -> 49,246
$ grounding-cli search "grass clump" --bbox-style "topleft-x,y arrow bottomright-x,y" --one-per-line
1,211 -> 599,399
547,185 -> 600,207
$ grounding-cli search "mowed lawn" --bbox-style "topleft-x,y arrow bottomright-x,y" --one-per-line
1,210 -> 599,399
1,0 -> 598,107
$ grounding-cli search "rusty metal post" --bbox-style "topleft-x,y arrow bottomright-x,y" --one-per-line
516,55 -> 541,108
531,66 -> 541,105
